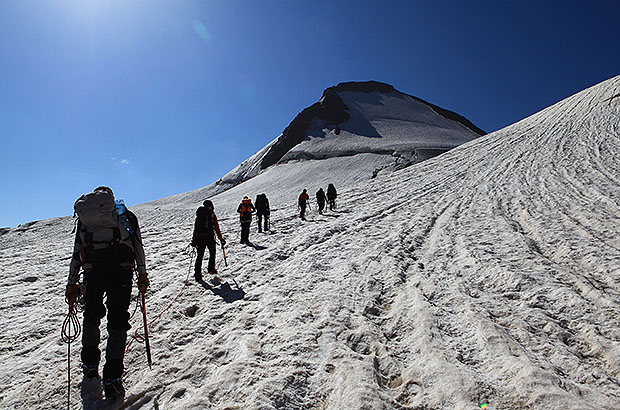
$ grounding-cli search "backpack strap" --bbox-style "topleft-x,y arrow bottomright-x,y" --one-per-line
85,230 -> 93,247
112,227 -> 120,243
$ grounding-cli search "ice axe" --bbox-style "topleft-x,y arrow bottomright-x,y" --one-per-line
139,291 -> 152,368
220,242 -> 240,288
221,242 -> 228,267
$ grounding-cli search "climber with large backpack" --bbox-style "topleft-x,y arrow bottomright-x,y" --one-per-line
191,200 -> 225,281
254,193 -> 270,233
316,188 -> 326,215
65,186 -> 149,400
327,183 -> 337,211
237,196 -> 255,244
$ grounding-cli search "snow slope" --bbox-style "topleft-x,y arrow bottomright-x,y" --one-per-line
151,81 -> 483,208
1,75 -> 620,409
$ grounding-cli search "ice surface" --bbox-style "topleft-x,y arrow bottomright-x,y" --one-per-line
1,76 -> 620,409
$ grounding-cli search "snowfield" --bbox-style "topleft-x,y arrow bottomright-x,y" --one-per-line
1,75 -> 620,409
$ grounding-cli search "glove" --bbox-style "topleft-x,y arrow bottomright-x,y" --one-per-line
220,238 -> 226,246
66,284 -> 80,305
190,238 -> 196,247
137,273 -> 150,294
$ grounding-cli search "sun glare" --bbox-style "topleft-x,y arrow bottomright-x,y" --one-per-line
193,20 -> 212,43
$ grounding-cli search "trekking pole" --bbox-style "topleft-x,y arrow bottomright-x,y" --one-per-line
139,291 -> 152,368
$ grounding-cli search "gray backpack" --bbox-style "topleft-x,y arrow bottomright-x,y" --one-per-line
74,190 -> 118,230
73,190 -> 138,262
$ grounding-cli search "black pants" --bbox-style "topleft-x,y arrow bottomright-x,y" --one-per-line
81,262 -> 133,380
317,201 -> 325,214
328,198 -> 336,211
195,238 -> 216,275
299,203 -> 307,219
257,212 -> 269,232
240,221 -> 251,243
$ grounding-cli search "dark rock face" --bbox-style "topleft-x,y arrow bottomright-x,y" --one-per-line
260,87 -> 351,170
259,81 -> 485,171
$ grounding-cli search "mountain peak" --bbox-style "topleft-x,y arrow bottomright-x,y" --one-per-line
153,80 -> 486,206
234,80 -> 485,183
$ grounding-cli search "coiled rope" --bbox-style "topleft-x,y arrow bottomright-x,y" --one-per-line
61,298 -> 81,410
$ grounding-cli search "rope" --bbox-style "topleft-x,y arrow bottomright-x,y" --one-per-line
61,298 -> 81,410
125,245 -> 195,354
61,299 -> 81,343
129,291 -> 141,321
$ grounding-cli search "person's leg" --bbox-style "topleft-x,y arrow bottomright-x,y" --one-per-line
195,242 -> 206,279
81,270 -> 106,376
240,222 -> 248,243
102,265 -> 132,383
264,215 -> 269,231
243,222 -> 251,243
206,239 -> 217,273
257,213 -> 263,232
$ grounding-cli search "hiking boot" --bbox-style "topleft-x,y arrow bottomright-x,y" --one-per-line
194,272 -> 202,282
103,378 -> 125,400
82,364 -> 99,379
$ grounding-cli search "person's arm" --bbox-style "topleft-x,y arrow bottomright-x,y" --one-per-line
128,212 -> 150,293
128,212 -> 147,275
67,224 -> 83,286
213,214 -> 225,243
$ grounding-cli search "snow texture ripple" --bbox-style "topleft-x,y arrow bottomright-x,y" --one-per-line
1,75 -> 620,409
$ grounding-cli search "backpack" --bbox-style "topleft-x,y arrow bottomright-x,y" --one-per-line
74,190 -> 118,230
327,184 -> 337,198
255,194 -> 269,213
194,206 -> 214,235
74,190 -> 137,261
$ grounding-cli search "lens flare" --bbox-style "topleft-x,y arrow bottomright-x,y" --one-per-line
193,20 -> 212,43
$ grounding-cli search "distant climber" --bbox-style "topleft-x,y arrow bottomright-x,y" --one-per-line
237,196 -> 255,244
255,193 -> 270,233
191,200 -> 225,281
65,186 -> 148,400
298,189 -> 310,220
316,188 -> 326,215
327,183 -> 337,211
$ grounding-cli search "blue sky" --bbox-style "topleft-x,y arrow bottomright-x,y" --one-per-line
1,0 -> 619,228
